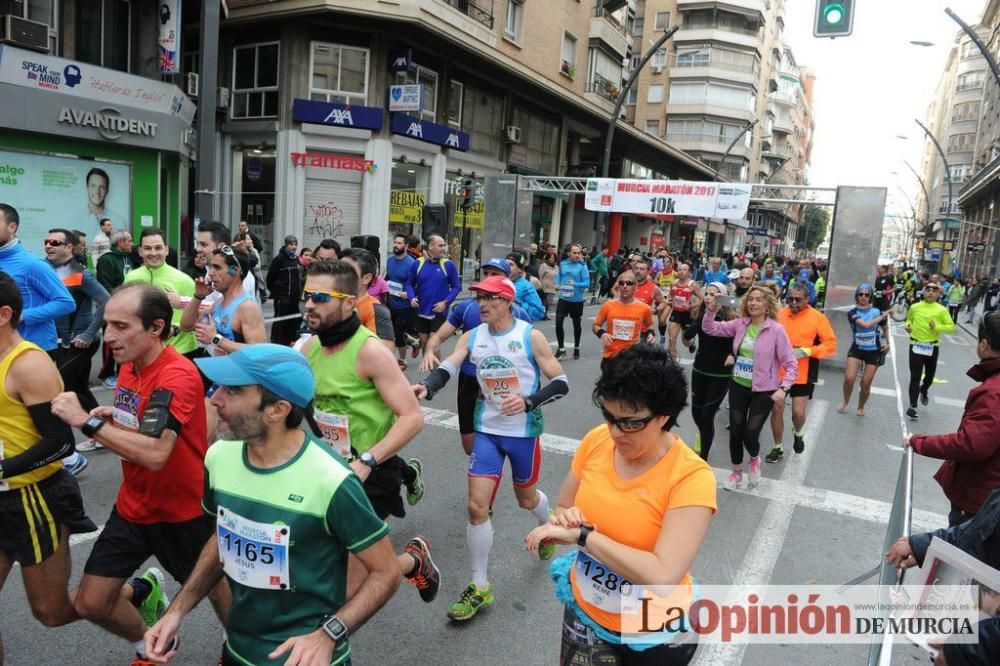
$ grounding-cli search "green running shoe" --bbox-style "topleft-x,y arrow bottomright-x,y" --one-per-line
406,458 -> 424,506
447,583 -> 494,621
692,434 -> 702,455
137,567 -> 168,628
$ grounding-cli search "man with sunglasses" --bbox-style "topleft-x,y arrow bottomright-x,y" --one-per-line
766,283 -> 836,463
904,282 -> 956,419
413,275 -> 568,622
594,268 -> 655,368
299,260 -> 440,605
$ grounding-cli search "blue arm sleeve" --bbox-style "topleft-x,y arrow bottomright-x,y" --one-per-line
22,264 -> 74,325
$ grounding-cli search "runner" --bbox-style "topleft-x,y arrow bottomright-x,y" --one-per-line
421,258 -> 532,456
631,256 -> 668,335
702,285 -> 797,489
386,233 -> 418,369
873,263 -> 895,313
765,283 -> 837,463
50,283 -> 231,664
180,245 -> 266,356
904,281 -> 956,419
339,248 -> 395,350
413,275 -> 569,621
554,244 -> 590,360
526,343 -> 716,665
837,284 -> 889,416
683,282 -> 737,461
505,251 -> 545,321
300,259 -> 440,602
144,344 -> 401,666
663,262 -> 701,360
405,234 -> 461,354
194,222 -> 257,301
593,268 -> 655,369
0,271 -> 97,661
761,260 -> 785,295
732,267 -> 755,300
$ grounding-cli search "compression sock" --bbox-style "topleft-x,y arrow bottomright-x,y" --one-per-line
529,490 -> 551,525
467,521 -> 493,588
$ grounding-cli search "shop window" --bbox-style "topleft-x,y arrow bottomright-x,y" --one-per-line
310,43 -> 369,105
396,65 -> 438,121
388,160 -> 431,243
447,80 -> 464,128
232,42 -> 279,119
445,172 -> 484,277
75,0 -> 130,70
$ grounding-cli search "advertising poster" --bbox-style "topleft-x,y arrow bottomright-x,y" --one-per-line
389,190 -> 425,225
158,0 -> 181,74
0,149 -> 132,257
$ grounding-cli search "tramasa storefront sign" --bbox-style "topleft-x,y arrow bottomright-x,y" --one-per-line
290,152 -> 377,173
390,113 -> 470,151
291,98 -> 384,131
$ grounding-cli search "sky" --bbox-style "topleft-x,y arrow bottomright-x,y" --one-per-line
781,0 -> 988,216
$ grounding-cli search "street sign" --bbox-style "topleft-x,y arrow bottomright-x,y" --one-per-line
967,242 -> 986,253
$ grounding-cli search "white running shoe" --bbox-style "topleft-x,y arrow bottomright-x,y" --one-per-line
76,439 -> 104,452
724,469 -> 743,491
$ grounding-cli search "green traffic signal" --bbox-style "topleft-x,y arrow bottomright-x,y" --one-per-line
824,3 -> 844,24
814,0 -> 854,38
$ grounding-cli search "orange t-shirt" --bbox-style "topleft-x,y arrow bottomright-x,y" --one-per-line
570,425 -> 717,633
355,293 -> 377,333
594,300 -> 654,358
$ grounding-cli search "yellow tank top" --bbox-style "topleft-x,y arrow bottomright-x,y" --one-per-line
0,340 -> 62,490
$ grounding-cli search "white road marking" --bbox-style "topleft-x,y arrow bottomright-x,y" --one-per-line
934,396 -> 966,407
869,386 -> 896,396
944,334 -> 970,346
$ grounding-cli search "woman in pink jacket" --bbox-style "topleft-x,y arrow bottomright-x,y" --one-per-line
703,285 -> 798,490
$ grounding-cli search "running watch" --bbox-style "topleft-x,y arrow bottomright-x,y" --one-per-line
321,614 -> 348,644
81,415 -> 107,438
211,333 -> 223,347
359,452 -> 378,470
577,524 -> 594,548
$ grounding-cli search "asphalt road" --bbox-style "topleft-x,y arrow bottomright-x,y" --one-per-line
0,303 -> 982,665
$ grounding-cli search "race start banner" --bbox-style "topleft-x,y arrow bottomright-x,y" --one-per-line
584,178 -> 752,219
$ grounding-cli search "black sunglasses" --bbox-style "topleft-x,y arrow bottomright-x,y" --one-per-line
618,280 -> 636,287
601,408 -> 659,433
44,239 -> 67,247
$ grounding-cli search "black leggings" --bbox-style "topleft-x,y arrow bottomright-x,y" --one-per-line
948,305 -> 961,322
727,381 -> 774,465
560,607 -> 697,666
690,371 -> 731,461
556,299 -> 584,349
49,343 -> 100,413
907,344 -> 939,408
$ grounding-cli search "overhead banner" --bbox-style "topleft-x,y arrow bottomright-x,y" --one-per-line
584,178 -> 752,219
158,0 -> 181,74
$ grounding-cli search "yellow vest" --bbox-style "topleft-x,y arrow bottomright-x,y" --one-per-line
0,340 -> 63,489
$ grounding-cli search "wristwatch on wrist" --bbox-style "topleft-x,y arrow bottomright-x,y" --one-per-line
359,452 -> 378,470
577,524 -> 594,549
523,396 -> 535,413
81,415 -> 106,438
320,614 -> 348,645
211,333 -> 223,347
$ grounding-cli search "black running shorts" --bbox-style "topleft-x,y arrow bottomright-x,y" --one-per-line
0,470 -> 96,565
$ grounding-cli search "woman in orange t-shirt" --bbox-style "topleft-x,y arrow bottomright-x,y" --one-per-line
527,344 -> 717,664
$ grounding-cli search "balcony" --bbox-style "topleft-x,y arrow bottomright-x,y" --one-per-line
665,100 -> 755,123
590,8 -> 630,58
585,73 -> 620,110
674,26 -> 762,50
771,89 -> 798,107
665,132 -> 751,158
437,0 -> 495,28
669,63 -> 757,87
676,0 -> 766,21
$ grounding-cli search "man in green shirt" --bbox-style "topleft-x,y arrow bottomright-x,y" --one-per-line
122,228 -> 197,356
144,344 -> 399,665
589,248 -> 609,301
905,281 -> 957,419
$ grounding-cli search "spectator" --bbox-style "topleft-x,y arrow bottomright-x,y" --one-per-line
95,229 -> 134,388
237,219 -> 263,253
538,248 -> 558,320
965,277 -> 985,324
266,235 -> 303,346
406,234 -> 423,260
0,203 -> 75,352
906,311 -> 1000,525
589,246 -> 609,299
704,257 -> 730,285
182,251 -> 207,281
313,238 -> 340,262
91,218 -> 113,265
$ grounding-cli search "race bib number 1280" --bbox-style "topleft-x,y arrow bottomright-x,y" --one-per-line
217,507 -> 291,590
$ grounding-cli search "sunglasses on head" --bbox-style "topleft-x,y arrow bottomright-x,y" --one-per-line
301,289 -> 351,304
601,407 -> 659,433
925,286 -> 940,291
44,239 -> 67,247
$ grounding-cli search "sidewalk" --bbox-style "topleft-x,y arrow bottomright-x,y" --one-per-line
956,303 -> 986,338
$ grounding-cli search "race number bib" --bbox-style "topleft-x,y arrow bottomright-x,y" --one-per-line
112,387 -> 141,431
387,280 -> 407,299
217,507 -> 290,590
479,367 -> 521,403
855,329 -> 877,348
912,341 -> 935,357
734,356 -> 754,381
314,410 -> 351,458
560,283 -> 576,299
672,294 -> 690,310
574,551 -> 642,614
612,319 -> 636,341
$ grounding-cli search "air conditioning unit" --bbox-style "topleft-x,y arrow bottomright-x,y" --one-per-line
0,14 -> 49,53
651,64 -> 663,74
217,86 -> 230,109
505,125 -> 522,144
185,72 -> 199,98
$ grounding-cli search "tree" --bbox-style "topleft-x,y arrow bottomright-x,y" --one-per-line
803,205 -> 831,251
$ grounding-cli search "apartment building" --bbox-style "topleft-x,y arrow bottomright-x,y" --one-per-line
917,28 -> 985,274
626,0 -> 811,257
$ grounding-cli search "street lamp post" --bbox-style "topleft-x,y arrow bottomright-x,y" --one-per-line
596,26 -> 679,249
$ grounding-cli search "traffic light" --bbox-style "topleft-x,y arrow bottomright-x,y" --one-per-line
814,0 -> 854,38
460,179 -> 474,211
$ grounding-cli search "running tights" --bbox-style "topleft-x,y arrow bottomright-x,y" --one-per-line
727,382 -> 773,465
560,607 -> 697,666
907,344 -> 939,408
556,300 -> 583,350
690,371 -> 731,461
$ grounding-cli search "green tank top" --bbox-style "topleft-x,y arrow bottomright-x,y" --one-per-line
307,326 -> 395,457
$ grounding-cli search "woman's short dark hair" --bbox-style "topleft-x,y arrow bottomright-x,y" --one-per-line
593,343 -> 688,431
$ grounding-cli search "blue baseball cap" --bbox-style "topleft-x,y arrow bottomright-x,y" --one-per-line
481,257 -> 511,276
196,344 -> 315,408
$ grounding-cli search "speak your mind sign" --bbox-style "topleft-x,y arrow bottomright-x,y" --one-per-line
584,178 -> 752,219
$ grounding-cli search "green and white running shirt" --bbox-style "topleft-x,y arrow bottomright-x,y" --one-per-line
203,434 -> 389,666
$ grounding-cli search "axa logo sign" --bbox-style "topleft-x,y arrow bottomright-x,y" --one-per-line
406,122 -> 423,139
58,106 -> 158,140
323,107 -> 354,126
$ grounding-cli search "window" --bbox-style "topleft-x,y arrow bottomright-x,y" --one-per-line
668,81 -> 755,111
677,47 -> 711,67
666,119 -> 746,144
626,87 -> 638,105
952,101 -> 980,122
75,0 -> 130,70
310,43 -> 369,105
505,1 -> 523,41
947,133 -> 976,152
463,84 -> 504,155
19,0 -> 58,53
630,54 -> 641,70
654,11 -> 671,30
957,72 -> 983,91
647,84 -> 664,103
645,120 -> 660,137
651,49 -> 667,69
561,33 -> 577,74
961,40 -> 978,59
938,199 -> 958,214
948,164 -> 972,181
633,16 -> 644,36
447,80 -> 463,128
397,65 -> 438,121
232,43 -> 279,119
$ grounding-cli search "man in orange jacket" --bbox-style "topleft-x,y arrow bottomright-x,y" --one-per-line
766,283 -> 837,462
